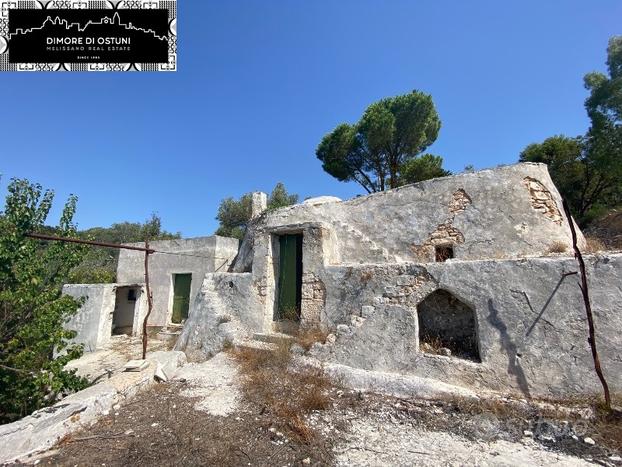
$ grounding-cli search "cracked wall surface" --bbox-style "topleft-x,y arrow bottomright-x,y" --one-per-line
232,163 -> 582,267
301,272 -> 326,328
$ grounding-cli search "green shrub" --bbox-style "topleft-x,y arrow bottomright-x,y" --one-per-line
0,178 -> 89,423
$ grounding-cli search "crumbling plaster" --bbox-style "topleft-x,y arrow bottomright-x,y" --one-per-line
234,163 -> 584,268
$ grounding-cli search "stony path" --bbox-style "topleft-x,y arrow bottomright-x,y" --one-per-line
334,418 -> 592,466
38,351 -> 606,466
174,352 -> 241,417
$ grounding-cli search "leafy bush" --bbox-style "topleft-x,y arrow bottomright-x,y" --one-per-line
68,213 -> 180,284
0,178 -> 89,423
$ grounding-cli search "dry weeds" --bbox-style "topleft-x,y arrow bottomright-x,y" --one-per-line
546,240 -> 568,254
295,327 -> 330,351
231,343 -> 333,443
585,236 -> 606,253
440,393 -> 622,453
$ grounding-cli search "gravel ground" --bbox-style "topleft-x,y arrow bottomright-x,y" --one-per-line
30,352 -> 621,467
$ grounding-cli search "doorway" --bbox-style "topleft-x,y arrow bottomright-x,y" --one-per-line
112,286 -> 140,335
171,273 -> 192,324
275,234 -> 303,323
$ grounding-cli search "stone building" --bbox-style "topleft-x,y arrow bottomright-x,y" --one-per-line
175,163 -> 622,398
64,236 -> 239,351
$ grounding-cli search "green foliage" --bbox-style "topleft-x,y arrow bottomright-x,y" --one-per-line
68,213 -> 180,284
400,154 -> 452,185
215,183 -> 299,240
267,182 -> 299,211
316,90 -> 443,192
519,37 -> 622,225
0,178 -> 89,423
215,194 -> 252,240
519,135 -> 586,209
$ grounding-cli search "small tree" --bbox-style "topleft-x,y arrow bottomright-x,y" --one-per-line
215,183 -> 299,239
0,178 -> 88,423
215,194 -> 253,240
519,37 -> 622,225
316,90 -> 442,192
267,182 -> 299,211
400,154 -> 451,185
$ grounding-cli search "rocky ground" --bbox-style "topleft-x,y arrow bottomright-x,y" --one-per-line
25,350 -> 621,467
65,335 -> 171,382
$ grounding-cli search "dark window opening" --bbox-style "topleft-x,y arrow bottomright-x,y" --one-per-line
127,289 -> 137,301
417,289 -> 480,362
435,245 -> 454,262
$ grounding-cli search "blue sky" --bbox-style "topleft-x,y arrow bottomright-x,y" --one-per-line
1,0 -> 619,237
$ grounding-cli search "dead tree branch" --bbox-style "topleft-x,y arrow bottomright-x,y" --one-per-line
562,199 -> 611,411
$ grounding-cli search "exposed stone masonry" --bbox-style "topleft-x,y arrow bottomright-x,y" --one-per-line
449,188 -> 472,214
301,272 -> 326,328
411,189 -> 471,261
522,177 -> 563,225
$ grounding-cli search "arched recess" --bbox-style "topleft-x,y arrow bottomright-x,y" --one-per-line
417,289 -> 480,362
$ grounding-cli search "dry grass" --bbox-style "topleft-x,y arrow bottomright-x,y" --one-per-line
279,306 -> 300,322
231,343 -> 332,442
585,236 -> 606,253
296,327 -> 330,351
419,335 -> 445,355
546,240 -> 568,254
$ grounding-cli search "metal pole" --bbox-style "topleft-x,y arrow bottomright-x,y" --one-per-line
142,239 -> 154,360
25,232 -> 155,253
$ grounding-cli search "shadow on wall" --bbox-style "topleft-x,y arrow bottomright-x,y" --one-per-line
522,273 -> 575,337
486,299 -> 532,398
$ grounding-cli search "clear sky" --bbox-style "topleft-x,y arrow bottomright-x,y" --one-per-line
1,1 -> 619,237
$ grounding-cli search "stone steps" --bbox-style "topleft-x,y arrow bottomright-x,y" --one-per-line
235,340 -> 278,352
334,220 -> 397,263
252,332 -> 296,346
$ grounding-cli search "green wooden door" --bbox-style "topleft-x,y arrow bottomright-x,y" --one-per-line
276,234 -> 302,321
172,274 -> 192,324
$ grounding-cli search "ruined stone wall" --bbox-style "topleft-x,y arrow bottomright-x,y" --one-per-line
179,163 -> 611,397
308,253 -> 622,398
175,272 -> 263,358
234,163 -> 583,267
63,283 -> 148,351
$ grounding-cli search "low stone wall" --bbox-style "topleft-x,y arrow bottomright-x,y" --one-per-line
186,253 -> 622,398
63,284 -> 117,351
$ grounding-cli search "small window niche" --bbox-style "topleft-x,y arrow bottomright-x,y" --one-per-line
435,244 -> 454,262
417,289 -> 480,362
127,288 -> 138,302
